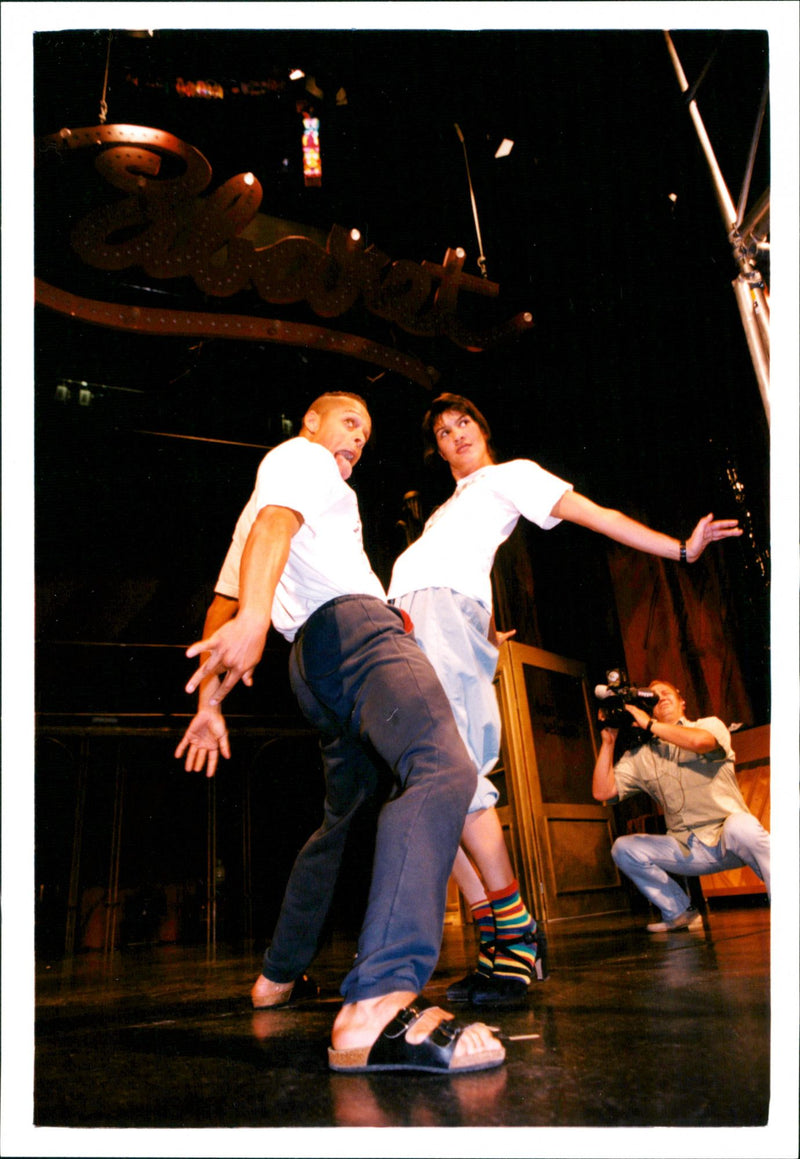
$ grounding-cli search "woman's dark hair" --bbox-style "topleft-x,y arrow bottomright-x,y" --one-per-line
421,393 -> 496,466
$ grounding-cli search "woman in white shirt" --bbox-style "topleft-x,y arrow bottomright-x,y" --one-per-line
388,393 -> 741,1007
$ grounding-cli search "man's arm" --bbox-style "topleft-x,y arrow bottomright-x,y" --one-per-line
174,593 -> 238,777
550,491 -> 741,562
622,704 -> 720,753
185,504 -> 303,704
592,728 -> 620,801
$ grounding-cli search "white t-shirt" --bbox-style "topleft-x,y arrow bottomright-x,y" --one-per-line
215,437 -> 385,641
387,459 -> 572,609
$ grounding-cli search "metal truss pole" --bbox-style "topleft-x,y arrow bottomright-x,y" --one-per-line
664,30 -> 770,424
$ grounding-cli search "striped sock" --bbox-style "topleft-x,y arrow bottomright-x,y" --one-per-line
488,879 -> 537,983
471,900 -> 495,976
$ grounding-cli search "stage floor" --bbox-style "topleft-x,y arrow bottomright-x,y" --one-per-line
33,902 -> 771,1132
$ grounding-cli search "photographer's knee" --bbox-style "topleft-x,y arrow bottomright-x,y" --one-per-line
611,835 -> 636,868
723,811 -> 762,853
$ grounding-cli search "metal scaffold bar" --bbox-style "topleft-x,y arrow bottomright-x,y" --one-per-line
663,30 -> 770,424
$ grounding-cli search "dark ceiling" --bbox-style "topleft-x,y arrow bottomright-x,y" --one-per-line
32,26 -> 771,709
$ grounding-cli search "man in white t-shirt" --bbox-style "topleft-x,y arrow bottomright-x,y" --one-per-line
592,679 -> 770,930
175,392 -> 504,1075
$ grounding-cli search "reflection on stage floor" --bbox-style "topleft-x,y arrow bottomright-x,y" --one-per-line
32,902 -> 772,1131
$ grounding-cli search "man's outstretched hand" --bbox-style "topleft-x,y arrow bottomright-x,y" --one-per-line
174,704 -> 230,778
184,611 -> 268,705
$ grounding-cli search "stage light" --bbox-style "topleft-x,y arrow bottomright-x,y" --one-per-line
243,172 -> 256,186
289,68 -> 305,81
343,228 -> 362,255
302,115 -> 322,186
668,192 -> 678,203
494,138 -> 514,159
50,378 -> 144,411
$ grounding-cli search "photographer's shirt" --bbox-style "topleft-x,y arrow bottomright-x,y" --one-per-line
612,716 -> 748,853
387,459 -> 572,611
214,437 -> 385,642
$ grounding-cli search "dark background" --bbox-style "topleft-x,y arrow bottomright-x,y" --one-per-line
31,25 -> 771,948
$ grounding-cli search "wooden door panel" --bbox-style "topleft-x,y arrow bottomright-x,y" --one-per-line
543,814 -> 620,894
496,642 -> 629,922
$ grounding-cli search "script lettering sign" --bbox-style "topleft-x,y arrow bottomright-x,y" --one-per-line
36,125 -> 533,387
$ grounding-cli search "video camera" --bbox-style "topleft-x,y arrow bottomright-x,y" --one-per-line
594,668 -> 659,736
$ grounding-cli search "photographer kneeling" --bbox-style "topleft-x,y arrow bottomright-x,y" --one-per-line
592,680 -> 771,931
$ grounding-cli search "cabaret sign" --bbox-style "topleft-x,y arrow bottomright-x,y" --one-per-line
35,124 -> 532,387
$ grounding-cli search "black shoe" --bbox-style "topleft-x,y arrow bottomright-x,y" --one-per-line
469,926 -> 550,1007
533,926 -> 549,981
446,970 -> 489,1002
501,926 -> 549,982
468,973 -> 530,1009
293,972 -> 320,1000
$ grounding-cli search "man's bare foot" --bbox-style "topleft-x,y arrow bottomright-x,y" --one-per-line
251,974 -> 294,1009
330,990 -> 504,1069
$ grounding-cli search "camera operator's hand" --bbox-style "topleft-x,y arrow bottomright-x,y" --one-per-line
624,703 -> 652,730
597,710 -> 618,747
593,723 -> 618,800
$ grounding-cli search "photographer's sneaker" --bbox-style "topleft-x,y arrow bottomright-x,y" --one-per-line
646,906 -> 703,933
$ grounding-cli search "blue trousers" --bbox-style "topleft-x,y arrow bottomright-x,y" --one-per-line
612,812 -> 771,921
261,595 -> 475,1004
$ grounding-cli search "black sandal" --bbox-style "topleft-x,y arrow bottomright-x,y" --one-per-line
328,996 -> 505,1073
